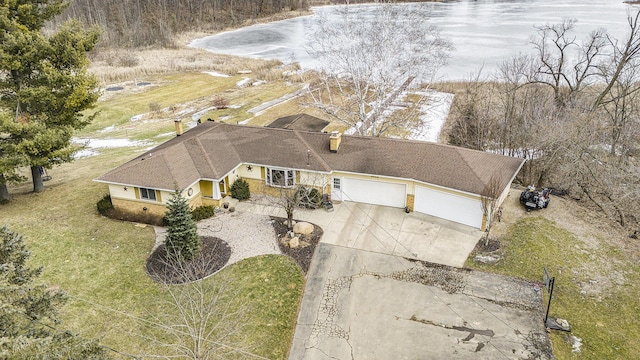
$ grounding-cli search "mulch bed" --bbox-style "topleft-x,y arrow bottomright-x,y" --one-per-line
146,236 -> 231,284
271,216 -> 323,274
473,237 -> 502,253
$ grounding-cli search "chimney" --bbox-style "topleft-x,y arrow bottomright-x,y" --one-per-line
330,131 -> 342,153
175,119 -> 183,136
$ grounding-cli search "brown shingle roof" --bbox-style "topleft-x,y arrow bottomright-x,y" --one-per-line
96,121 -> 524,195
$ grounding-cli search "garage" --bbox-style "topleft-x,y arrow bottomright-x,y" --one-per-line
414,185 -> 483,228
340,178 -> 406,208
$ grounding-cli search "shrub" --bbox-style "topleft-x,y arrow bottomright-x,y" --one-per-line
96,194 -> 114,216
191,205 -> 215,221
149,102 -> 162,112
212,95 -> 229,109
296,187 -> 322,209
230,178 -> 250,200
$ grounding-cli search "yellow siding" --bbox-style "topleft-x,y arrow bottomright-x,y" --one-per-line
200,180 -> 213,197
260,167 -> 266,180
156,190 -> 162,203
238,164 -> 262,180
108,184 -> 137,200
331,172 -> 414,190
134,187 -> 140,199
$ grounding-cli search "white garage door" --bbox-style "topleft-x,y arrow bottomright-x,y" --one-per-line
341,178 -> 406,208
414,186 -> 483,228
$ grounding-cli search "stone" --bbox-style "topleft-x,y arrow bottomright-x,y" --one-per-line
293,221 -> 314,235
289,236 -> 300,248
473,253 -> 501,264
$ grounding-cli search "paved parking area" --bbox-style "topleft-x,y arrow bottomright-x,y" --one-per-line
289,243 -> 553,360
234,200 -> 482,267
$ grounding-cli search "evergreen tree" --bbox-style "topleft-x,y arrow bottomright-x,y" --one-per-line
0,225 -> 108,358
164,189 -> 201,261
0,0 -> 100,196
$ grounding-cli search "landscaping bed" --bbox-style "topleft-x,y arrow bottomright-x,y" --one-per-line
146,236 -> 232,284
270,216 -> 323,274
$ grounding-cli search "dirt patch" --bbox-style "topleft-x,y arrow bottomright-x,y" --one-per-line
146,236 -> 231,284
270,216 -> 323,274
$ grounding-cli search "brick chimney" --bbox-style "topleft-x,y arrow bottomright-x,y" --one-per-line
175,119 -> 183,136
330,131 -> 342,152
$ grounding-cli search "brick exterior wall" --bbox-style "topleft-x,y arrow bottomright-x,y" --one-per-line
405,194 -> 415,212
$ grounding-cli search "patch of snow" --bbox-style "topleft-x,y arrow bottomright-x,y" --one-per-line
569,336 -> 582,353
130,114 -> 145,122
176,107 -> 196,117
411,91 -> 454,143
229,104 -> 241,109
72,138 -> 151,149
98,125 -> 116,133
203,71 -> 230,78
252,80 -> 267,86
192,107 -> 217,121
236,77 -> 252,88
73,148 -> 100,159
156,132 -> 175,138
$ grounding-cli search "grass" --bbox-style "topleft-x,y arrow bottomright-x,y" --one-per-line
466,216 -> 640,359
3,149 -> 305,358
2,63 -> 315,357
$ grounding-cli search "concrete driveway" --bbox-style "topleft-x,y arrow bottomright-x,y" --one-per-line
235,200 -> 483,268
289,243 -> 553,360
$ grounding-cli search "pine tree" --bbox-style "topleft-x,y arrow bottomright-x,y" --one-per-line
0,1 -> 100,196
164,189 -> 201,261
0,225 -> 108,358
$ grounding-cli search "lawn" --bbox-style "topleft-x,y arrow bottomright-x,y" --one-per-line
2,69 -> 311,358
466,216 -> 640,360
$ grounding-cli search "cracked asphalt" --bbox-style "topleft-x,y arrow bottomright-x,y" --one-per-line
289,243 -> 553,360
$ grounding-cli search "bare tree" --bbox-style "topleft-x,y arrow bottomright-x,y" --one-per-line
143,257 -> 258,360
305,1 -> 452,136
480,175 -> 503,245
528,18 -> 607,107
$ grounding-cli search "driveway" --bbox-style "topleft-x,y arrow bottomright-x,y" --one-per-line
289,243 -> 553,360
235,200 -> 483,268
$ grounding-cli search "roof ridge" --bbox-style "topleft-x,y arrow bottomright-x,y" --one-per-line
456,148 -> 488,190
292,130 -> 332,172
194,136 -> 220,179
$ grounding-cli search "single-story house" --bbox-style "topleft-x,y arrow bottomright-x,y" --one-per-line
95,120 -> 524,229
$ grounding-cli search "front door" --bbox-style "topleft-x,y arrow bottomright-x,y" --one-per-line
331,177 -> 342,201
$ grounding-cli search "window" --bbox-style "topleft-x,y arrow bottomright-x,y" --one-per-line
140,187 -> 157,201
333,178 -> 341,190
266,168 -> 296,188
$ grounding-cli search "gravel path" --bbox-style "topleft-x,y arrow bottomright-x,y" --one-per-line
153,211 -> 282,266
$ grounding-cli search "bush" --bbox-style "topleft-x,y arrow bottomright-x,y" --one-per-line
212,95 -> 229,109
296,187 -> 322,209
96,194 -> 114,216
191,205 -> 215,221
230,178 -> 250,200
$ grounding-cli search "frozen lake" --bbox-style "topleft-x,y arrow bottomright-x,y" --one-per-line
190,0 -> 635,80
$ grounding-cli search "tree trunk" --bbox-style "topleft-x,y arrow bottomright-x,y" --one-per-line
31,166 -> 44,193
0,176 -> 11,202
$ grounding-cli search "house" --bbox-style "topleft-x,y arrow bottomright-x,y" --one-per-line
95,120 -> 524,229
